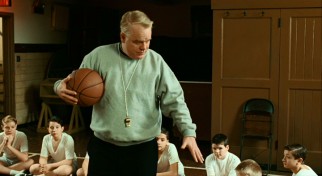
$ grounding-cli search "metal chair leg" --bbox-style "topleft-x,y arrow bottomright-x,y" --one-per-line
240,136 -> 244,160
268,137 -> 272,174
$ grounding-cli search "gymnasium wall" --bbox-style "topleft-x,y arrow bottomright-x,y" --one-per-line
0,0 -> 212,141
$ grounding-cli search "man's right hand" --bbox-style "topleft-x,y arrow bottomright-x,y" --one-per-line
55,76 -> 78,105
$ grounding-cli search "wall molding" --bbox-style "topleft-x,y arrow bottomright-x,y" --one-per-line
15,44 -> 66,53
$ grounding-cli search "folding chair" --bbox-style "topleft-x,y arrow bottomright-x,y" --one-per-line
239,98 -> 274,174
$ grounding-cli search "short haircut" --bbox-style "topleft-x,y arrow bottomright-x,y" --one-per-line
284,143 -> 307,161
211,133 -> 228,146
235,159 -> 262,176
1,115 -> 17,126
161,127 -> 169,139
120,10 -> 154,35
49,116 -> 64,126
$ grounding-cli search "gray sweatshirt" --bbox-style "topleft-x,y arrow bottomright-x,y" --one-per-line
55,43 -> 197,146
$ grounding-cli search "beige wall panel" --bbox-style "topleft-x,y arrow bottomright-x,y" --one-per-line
15,81 -> 40,89
181,82 -> 212,141
286,90 -> 322,170
211,0 -> 322,9
217,87 -> 275,162
220,87 -> 271,141
16,109 -> 33,125
16,73 -> 45,82
289,16 -> 321,80
212,10 -> 280,134
14,53 -> 51,124
212,9 -> 280,168
213,6 -> 321,174
279,9 -> 322,173
288,90 -> 321,147
15,88 -> 25,99
222,18 -> 271,79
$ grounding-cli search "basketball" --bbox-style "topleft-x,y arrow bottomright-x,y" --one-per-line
67,68 -> 104,107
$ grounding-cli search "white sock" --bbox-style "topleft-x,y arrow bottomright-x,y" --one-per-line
9,169 -> 22,175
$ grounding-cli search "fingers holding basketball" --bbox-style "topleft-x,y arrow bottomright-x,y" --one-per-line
55,76 -> 78,105
56,68 -> 104,106
66,68 -> 104,107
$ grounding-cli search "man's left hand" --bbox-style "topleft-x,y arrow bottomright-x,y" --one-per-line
181,136 -> 204,163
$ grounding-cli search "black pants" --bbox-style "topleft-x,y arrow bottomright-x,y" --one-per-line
87,136 -> 158,176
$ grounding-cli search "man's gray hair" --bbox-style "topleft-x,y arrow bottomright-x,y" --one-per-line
120,10 -> 154,35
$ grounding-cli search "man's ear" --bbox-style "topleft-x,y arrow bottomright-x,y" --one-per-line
226,145 -> 230,150
120,32 -> 126,43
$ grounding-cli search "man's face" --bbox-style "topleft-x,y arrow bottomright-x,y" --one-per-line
212,143 -> 229,160
121,24 -> 152,60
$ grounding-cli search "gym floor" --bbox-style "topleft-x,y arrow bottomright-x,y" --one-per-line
19,122 -> 292,176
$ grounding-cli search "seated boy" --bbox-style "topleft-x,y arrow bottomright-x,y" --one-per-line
0,115 -> 34,176
156,128 -> 185,176
76,152 -> 89,176
29,116 -> 77,176
235,159 -> 262,176
205,133 -> 241,176
282,143 -> 318,176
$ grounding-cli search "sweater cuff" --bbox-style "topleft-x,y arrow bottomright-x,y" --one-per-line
53,80 -> 62,94
182,129 -> 197,138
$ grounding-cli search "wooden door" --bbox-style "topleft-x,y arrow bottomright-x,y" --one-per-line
212,9 -> 280,164
0,12 -> 15,118
278,8 -> 322,173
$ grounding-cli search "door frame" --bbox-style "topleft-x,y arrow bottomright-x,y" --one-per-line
0,12 -> 15,117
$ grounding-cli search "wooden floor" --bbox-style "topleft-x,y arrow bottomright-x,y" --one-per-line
19,122 -> 293,176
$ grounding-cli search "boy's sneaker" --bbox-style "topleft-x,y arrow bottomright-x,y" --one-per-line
14,174 -> 33,176
14,170 -> 33,176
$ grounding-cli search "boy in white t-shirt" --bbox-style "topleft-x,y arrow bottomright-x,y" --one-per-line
156,128 -> 185,176
205,133 -> 241,176
29,116 -> 77,176
0,115 -> 34,176
282,143 -> 318,176
76,152 -> 89,176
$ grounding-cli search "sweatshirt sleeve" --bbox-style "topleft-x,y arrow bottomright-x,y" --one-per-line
157,60 -> 197,137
